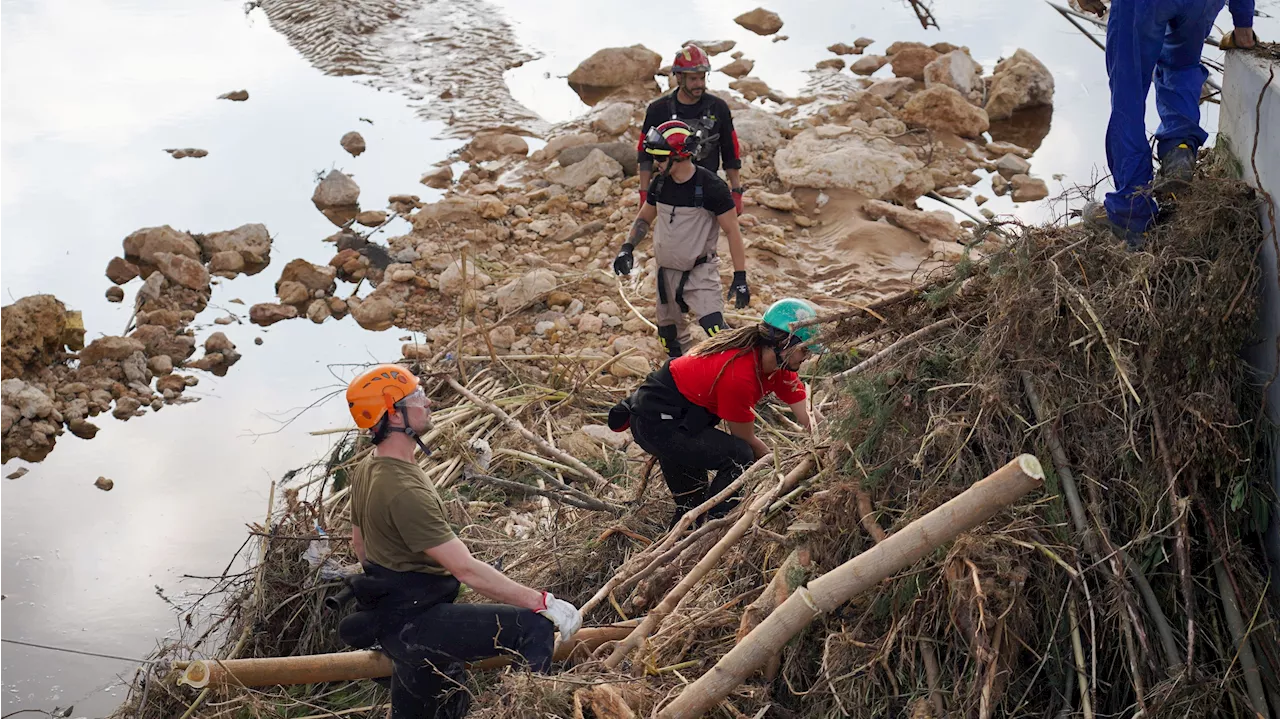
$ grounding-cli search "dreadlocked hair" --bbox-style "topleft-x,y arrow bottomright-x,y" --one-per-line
687,324 -> 769,395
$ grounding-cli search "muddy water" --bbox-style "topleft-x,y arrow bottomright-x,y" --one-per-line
3,0 -> 1277,716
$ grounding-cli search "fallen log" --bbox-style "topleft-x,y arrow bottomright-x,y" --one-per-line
176,624 -> 634,688
657,455 -> 1044,719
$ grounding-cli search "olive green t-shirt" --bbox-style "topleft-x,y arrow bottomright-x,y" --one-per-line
350,456 -> 456,575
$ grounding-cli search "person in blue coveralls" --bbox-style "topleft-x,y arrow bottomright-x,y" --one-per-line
1078,0 -> 1256,249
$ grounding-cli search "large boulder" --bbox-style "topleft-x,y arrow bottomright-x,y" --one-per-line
900,85 -> 990,138
277,258 -> 337,296
729,77 -> 778,103
105,257 -> 140,285
773,126 -> 933,202
2,295 -> 69,379
719,58 -> 755,78
122,225 -> 201,265
924,50 -> 984,105
862,200 -> 966,242
152,251 -> 210,291
78,336 -> 145,366
557,142 -> 637,176
1010,174 -> 1050,202
495,268 -> 557,313
734,7 -> 784,35
567,45 -> 661,93
890,46 -> 940,81
198,223 -> 272,268
591,104 -> 634,136
464,133 -> 529,162
311,169 -> 361,216
540,132 -> 599,160
347,295 -> 398,331
733,106 -> 786,153
546,148 -> 623,189
850,54 -> 889,76
249,303 -> 298,327
985,49 -> 1054,120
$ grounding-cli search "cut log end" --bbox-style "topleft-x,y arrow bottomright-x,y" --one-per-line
1017,453 -> 1045,481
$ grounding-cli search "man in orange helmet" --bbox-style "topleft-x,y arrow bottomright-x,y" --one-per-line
637,45 -> 744,214
344,364 -> 581,719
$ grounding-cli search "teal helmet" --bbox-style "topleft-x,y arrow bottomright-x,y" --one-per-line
761,298 -> 826,353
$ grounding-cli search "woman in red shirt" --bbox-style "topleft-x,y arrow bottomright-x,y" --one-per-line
611,299 -> 823,525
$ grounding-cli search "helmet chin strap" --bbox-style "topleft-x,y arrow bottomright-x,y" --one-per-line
386,425 -> 431,457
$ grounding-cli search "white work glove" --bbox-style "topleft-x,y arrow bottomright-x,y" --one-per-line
536,591 -> 582,641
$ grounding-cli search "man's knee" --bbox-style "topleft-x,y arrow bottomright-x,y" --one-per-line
657,324 -> 682,358
521,610 -> 556,671
726,438 -> 754,469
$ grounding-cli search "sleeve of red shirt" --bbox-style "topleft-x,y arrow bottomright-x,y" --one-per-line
768,370 -> 807,405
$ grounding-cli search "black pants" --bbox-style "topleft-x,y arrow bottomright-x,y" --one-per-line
380,601 -> 555,719
630,414 -> 754,524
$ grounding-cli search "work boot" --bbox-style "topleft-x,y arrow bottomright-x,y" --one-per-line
1155,142 -> 1196,195
1081,201 -> 1146,251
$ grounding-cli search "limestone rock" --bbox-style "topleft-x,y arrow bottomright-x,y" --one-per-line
866,77 -> 915,104
583,177 -> 613,205
542,132 -> 599,160
850,54 -> 889,76
489,325 -> 516,349
218,89 -> 249,101
686,39 -> 736,55
815,58 -> 845,71
249,303 -> 298,326
106,257 -> 140,285
924,50 -> 984,105
278,258 -> 337,296
130,325 -> 195,361
94,476 -> 114,491
828,43 -> 859,55
862,200 -> 966,242
276,280 -> 310,306
496,268 -> 557,313
734,7 -> 784,35
773,126 -> 932,202
2,295 -> 70,379
123,225 -> 201,264
733,107 -> 786,152
986,140 -> 1032,158
465,133 -> 529,162
992,173 -> 1010,196
855,37 -> 875,49
729,76 -> 778,102
311,170 -> 361,211
356,210 -> 388,227
2,379 -> 56,420
591,104 -> 634,136
340,131 -> 366,157
148,355 -> 173,375
891,46 -> 940,81
152,251 -> 210,291
68,419 -> 99,439
1010,174 -> 1049,202
557,142 -> 638,176
995,153 -> 1032,178
165,148 -> 208,159
609,355 -> 651,378
751,190 -> 801,212
79,336 -> 145,366
719,58 -> 755,78
985,49 -> 1054,120
106,286 -> 125,302
438,259 -> 492,297
547,148 -> 623,189
568,45 -> 662,91
347,295 -> 398,331
209,251 -> 246,277
198,224 -> 272,268
412,196 -> 485,229
111,396 -> 142,420
900,85 -> 990,138
578,314 -> 604,333
420,166 -> 453,189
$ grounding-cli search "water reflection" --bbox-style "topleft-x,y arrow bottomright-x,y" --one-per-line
989,105 -> 1055,153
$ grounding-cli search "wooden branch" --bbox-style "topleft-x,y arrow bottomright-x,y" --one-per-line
603,459 -> 815,670
657,455 -> 1044,719
1149,399 -> 1197,676
1213,559 -> 1273,719
445,375 -> 608,487
832,317 -> 957,381
466,473 -> 623,514
736,546 -> 811,681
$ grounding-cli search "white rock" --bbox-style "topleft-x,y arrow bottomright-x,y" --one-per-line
583,177 -> 614,205
862,199 -> 966,242
773,127 -> 932,202
495,268 -> 557,313
546,149 -> 623,189
985,49 -> 1054,120
312,170 -> 360,210
592,103 -> 634,136
578,314 -> 604,333
438,259 -> 492,297
923,50 -> 984,105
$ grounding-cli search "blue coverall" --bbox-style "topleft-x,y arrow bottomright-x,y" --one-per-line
1104,0 -> 1254,232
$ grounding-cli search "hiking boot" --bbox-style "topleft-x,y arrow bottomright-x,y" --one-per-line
1081,201 -> 1146,251
1155,142 -> 1196,195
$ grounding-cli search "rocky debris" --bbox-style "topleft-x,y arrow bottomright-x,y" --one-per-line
196,223 -> 273,275
105,286 -> 125,303
557,142 -> 637,177
534,132 -> 598,162
733,107 -> 786,153
686,39 -> 736,55
1010,174 -> 1049,202
112,396 -> 142,420
986,140 -> 1032,158
130,325 -> 196,363
734,7 -> 784,35
900,85 -> 990,138
489,325 -> 517,349
828,43 -> 860,55
421,166 -> 454,189
78,336 -> 145,366
186,332 -> 241,376
123,225 -> 201,265
208,251 -> 246,278
94,476 -> 114,491
7,467 -> 28,480
995,153 -> 1032,178
356,210 -> 388,227
2,378 -> 61,462
152,251 -> 211,291
855,37 -> 875,49
850,55 -> 889,76
862,200 -> 966,242
774,126 -> 932,202
815,58 -> 846,71
464,133 -> 529,162
924,50 -> 984,105
278,258 -> 338,298
890,46 -> 940,81
547,148 -> 623,189
311,170 -> 361,225
992,173 -> 1010,196
439,258 -> 492,297
250,303 -> 298,326
609,354 -> 651,378
750,190 -> 801,212
165,148 -> 208,159
719,58 -> 755,78
2,295 -> 71,380
496,268 -> 557,313
148,355 -> 174,375
985,49 -> 1054,120
591,103 -> 634,136
583,177 -> 614,205
341,131 -> 367,157
105,257 -> 140,285
975,194 -> 989,206
219,89 -> 249,101
729,77 -> 781,103
348,295 -> 399,331
567,45 -> 662,100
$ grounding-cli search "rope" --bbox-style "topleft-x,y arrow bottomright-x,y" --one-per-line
1,638 -> 157,664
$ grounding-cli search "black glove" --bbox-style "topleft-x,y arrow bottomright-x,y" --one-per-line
613,244 -> 635,276
728,271 -> 750,309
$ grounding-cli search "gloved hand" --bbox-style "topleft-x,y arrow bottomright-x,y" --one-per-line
640,189 -> 649,206
728,271 -> 750,309
613,243 -> 635,276
732,188 -> 744,215
536,591 -> 582,640
1220,27 -> 1257,49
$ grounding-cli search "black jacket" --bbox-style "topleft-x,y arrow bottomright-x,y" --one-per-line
637,91 -> 741,175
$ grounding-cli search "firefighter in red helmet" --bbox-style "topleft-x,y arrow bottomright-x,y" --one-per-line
637,45 -> 744,215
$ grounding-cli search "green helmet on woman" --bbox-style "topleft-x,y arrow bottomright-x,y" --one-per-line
761,298 -> 826,353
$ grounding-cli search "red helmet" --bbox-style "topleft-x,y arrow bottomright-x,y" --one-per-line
644,120 -> 696,160
672,45 -> 711,74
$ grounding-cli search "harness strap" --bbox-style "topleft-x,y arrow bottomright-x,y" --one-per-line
657,255 -> 711,311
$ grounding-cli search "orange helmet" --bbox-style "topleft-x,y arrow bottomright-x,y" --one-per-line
346,364 -> 421,430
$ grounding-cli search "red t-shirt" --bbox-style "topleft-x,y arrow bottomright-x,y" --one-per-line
669,348 -> 807,423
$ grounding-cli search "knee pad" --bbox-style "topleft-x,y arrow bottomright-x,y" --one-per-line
657,324 -> 682,358
698,312 -> 727,337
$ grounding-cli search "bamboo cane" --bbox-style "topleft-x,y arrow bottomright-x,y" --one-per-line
657,455 -> 1044,719
178,625 -> 634,688
1213,558 -> 1273,719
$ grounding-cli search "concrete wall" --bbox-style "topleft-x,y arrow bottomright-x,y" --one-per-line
1218,51 -> 1280,586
